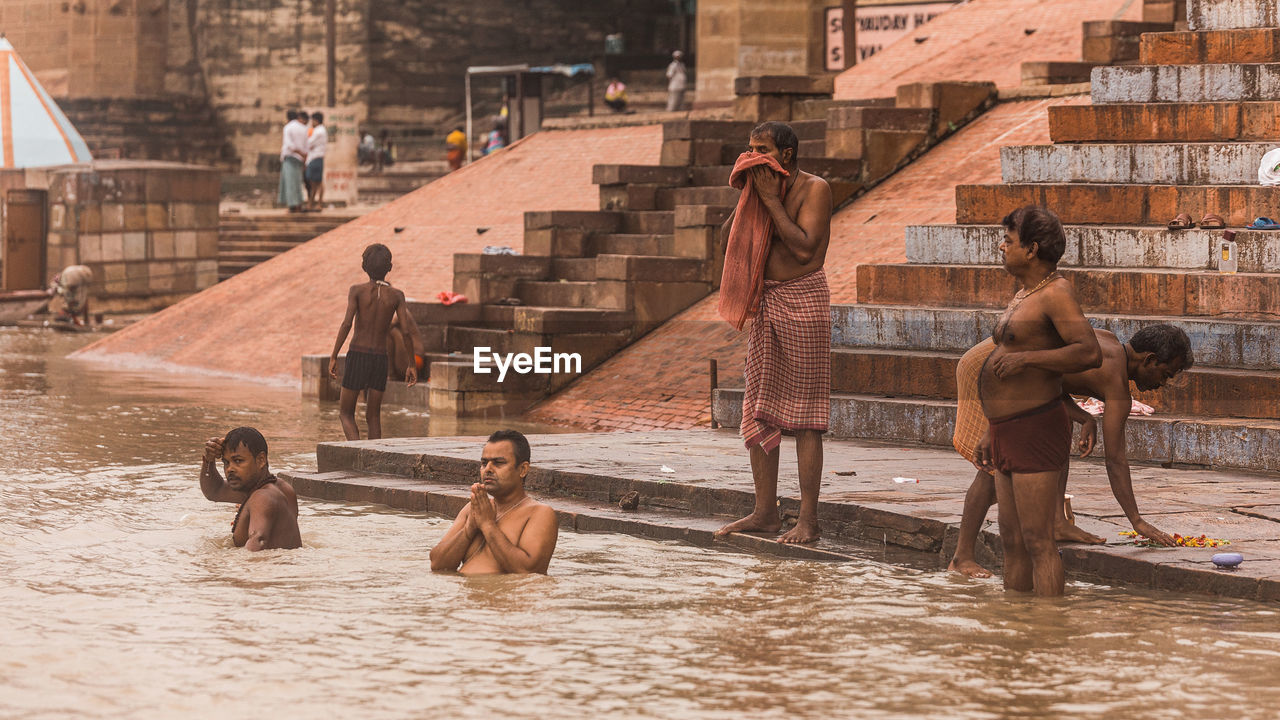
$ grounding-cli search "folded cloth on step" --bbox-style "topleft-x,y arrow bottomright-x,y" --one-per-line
1260,147 -> 1280,186
718,152 -> 789,330
740,268 -> 830,453
1075,397 -> 1154,416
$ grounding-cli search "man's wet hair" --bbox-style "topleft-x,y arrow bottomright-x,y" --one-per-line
287,109 -> 298,121
362,243 -> 392,280
750,121 -> 799,164
1130,324 -> 1195,370
487,429 -> 530,467
312,111 -> 324,123
1001,205 -> 1066,264
224,427 -> 268,458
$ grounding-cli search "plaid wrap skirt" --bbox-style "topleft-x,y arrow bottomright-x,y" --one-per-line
741,268 -> 831,452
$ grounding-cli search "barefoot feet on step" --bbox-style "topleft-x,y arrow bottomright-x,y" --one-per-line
948,557 -> 993,578
778,519 -> 820,544
715,512 -> 782,537
1055,523 -> 1105,545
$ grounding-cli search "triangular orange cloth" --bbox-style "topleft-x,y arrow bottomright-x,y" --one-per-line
718,152 -> 789,330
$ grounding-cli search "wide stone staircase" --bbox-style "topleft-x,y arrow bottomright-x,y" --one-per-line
217,212 -> 358,281
715,0 -> 1280,476
398,73 -> 1009,418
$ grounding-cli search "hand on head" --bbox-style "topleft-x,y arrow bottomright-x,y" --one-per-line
203,437 -> 224,464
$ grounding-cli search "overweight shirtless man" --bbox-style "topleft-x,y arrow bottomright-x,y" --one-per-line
713,120 -> 834,544
978,206 -> 1102,596
199,427 -> 301,551
950,324 -> 1194,577
429,430 -> 559,575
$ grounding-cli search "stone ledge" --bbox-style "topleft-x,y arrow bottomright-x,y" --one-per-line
285,431 -> 1280,601
997,82 -> 1091,100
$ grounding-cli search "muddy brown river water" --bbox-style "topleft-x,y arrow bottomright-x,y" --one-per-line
3,328 -> 1279,719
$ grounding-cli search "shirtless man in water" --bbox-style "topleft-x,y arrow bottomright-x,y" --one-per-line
199,427 -> 301,551
429,430 -> 559,575
950,324 -> 1194,577
329,243 -> 419,440
713,121 -> 833,544
978,206 -> 1101,596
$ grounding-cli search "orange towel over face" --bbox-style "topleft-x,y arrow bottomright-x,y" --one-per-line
718,152 -> 789,330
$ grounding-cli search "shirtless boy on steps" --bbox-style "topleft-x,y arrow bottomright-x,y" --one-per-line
329,243 -> 419,440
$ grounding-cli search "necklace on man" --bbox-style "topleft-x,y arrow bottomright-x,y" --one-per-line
1014,271 -> 1061,300
494,495 -> 530,522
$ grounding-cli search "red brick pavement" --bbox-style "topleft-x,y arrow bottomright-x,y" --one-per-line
75,125 -> 664,381
526,97 -> 1086,431
834,0 -> 1140,100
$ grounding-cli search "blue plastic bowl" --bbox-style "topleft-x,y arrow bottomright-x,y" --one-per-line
1212,552 -> 1243,568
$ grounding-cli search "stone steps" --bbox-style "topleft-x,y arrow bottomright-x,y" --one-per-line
1142,28 -> 1280,65
855,264 -> 1280,318
1092,63 -> 1280,104
712,389 -> 1280,475
591,233 -> 667,256
903,224 -> 1280,271
1000,142 -> 1275,185
832,304 -> 1280,370
1187,0 -> 1279,30
515,279 -> 597,307
1048,102 -> 1280,143
551,258 -> 597,281
955,182 -> 1280,226
826,346 -> 1280,419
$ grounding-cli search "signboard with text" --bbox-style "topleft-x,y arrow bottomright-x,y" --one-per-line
825,2 -> 959,67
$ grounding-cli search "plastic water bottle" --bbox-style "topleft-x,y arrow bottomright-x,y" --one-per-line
1219,232 -> 1237,274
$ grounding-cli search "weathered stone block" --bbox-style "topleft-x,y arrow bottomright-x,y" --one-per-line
599,183 -> 657,211
174,230 -> 197,258
123,231 -> 147,261
150,231 -> 175,259
145,203 -> 168,229
734,75 -> 834,96
1022,61 -> 1097,86
101,203 -> 125,232
196,231 -> 218,258
522,228 -> 588,258
100,233 -> 125,262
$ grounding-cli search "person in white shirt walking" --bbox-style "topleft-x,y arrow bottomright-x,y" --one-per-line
278,109 -> 309,213
666,50 -> 688,112
305,111 -> 328,212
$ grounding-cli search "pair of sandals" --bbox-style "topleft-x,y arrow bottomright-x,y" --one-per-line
1246,217 -> 1280,230
1167,213 -> 1226,230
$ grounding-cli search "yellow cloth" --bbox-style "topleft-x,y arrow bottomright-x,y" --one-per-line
446,129 -> 466,151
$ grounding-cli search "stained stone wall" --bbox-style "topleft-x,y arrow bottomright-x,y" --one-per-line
2,0 -> 682,174
696,0 -> 831,106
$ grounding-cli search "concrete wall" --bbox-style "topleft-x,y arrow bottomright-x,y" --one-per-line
695,0 -> 831,106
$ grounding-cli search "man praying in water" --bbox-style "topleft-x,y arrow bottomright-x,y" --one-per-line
429,430 -> 558,575
199,427 -> 301,551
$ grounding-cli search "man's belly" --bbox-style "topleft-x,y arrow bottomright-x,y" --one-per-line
980,351 -> 1062,419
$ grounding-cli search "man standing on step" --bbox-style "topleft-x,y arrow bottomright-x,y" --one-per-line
328,243 -> 419,440
305,111 -> 327,212
950,324 -> 1193,578
714,121 -> 833,544
430,430 -> 559,575
278,109 -> 308,213
977,206 -> 1102,596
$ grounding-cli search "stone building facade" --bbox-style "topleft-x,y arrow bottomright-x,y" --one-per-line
1,0 -> 684,174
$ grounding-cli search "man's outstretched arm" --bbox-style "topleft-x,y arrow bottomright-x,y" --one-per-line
1101,395 -> 1175,546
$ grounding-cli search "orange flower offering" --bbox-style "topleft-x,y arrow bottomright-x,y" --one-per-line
1119,531 -> 1230,548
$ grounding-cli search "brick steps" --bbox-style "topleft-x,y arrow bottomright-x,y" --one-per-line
955,183 -> 1280,226
1142,28 -> 1280,65
712,389 -> 1280,475
827,346 -> 1280,418
1048,102 -> 1280,143
903,224 -> 1280,271
855,264 -> 1280,318
1092,63 -> 1280,104
831,304 -> 1280,370
1000,142 -> 1275,185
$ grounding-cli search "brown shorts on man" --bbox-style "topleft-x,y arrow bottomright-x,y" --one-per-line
988,398 -> 1071,474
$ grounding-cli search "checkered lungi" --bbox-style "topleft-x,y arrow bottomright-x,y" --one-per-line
952,337 -> 996,464
741,268 -> 831,453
